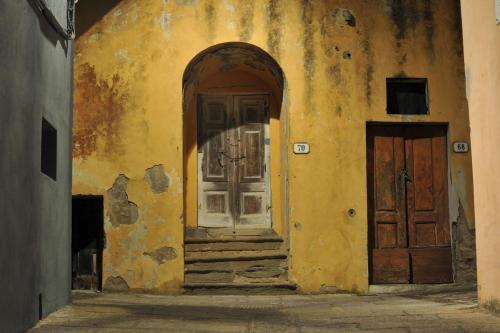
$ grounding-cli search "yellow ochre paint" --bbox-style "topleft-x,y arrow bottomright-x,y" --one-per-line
73,0 -> 474,293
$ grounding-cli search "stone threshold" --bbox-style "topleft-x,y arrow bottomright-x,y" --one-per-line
368,283 -> 476,295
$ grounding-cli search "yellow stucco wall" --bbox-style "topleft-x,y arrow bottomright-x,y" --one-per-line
460,0 -> 500,311
73,0 -> 474,293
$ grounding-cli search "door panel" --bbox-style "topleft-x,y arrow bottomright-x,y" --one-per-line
198,95 -> 270,229
242,131 -> 263,179
235,96 -> 270,227
198,96 -> 233,228
405,126 -> 449,248
372,249 -> 410,284
411,248 -> 453,283
368,126 -> 409,283
368,125 -> 452,284
205,129 -> 227,180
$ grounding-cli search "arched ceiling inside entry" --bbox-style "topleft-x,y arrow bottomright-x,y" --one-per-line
183,42 -> 284,105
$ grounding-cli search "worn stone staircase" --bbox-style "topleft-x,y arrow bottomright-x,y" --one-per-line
183,230 -> 296,294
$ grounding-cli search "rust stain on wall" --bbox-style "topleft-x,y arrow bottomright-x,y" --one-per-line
73,63 -> 127,158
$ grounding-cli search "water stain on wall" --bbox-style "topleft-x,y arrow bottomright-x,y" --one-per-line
387,0 -> 419,41
422,0 -> 435,62
238,0 -> 255,42
361,34 -> 374,107
301,0 -> 315,110
266,0 -> 282,59
385,0 -> 420,65
204,0 -> 216,42
328,63 -> 343,86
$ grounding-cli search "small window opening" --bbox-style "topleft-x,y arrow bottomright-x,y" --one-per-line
41,118 -> 57,180
386,78 -> 428,115
39,293 -> 43,320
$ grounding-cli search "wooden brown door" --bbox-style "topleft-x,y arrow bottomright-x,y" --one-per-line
197,95 -> 271,229
368,125 -> 452,284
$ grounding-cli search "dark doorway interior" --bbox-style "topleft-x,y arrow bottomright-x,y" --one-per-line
72,196 -> 104,290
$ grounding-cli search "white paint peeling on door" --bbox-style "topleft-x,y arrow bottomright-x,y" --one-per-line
197,94 -> 271,230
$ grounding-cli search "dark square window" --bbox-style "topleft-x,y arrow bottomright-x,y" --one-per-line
41,118 -> 57,180
386,78 -> 428,115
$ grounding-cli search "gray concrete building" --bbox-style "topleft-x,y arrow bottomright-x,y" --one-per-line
0,0 -> 73,331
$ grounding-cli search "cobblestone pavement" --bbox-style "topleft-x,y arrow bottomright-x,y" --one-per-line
30,290 -> 500,333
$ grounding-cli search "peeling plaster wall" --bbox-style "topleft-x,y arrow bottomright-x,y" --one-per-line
0,1 -> 73,331
73,0 -> 475,293
460,1 -> 500,311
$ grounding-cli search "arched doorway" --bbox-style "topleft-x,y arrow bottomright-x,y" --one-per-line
183,43 -> 285,236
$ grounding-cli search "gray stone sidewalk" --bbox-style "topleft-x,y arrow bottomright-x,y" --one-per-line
30,290 -> 500,333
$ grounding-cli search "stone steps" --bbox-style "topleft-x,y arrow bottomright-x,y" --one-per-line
183,233 -> 295,293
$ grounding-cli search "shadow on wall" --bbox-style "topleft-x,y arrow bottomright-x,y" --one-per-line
26,0 -> 70,52
182,42 -> 285,155
75,0 -> 122,37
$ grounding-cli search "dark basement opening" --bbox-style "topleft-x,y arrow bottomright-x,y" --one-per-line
72,195 -> 104,291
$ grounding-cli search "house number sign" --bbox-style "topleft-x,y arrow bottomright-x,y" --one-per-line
293,143 -> 310,154
453,142 -> 469,153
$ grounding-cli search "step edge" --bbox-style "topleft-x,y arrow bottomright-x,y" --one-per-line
183,282 -> 297,289
184,249 -> 289,257
185,267 -> 285,273
185,237 -> 284,244
185,254 -> 288,263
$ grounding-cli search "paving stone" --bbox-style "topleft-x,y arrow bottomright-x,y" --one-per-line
29,290 -> 500,333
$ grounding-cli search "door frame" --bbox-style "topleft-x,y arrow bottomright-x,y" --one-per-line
196,92 -> 273,232
366,122 -> 454,284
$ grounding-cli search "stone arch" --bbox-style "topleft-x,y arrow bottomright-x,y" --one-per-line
182,42 -> 288,236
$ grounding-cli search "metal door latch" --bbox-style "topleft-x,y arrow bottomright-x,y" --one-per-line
218,151 -> 246,168
401,168 -> 411,182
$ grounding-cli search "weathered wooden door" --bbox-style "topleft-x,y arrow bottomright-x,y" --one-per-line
368,125 -> 452,284
197,95 -> 271,229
